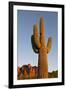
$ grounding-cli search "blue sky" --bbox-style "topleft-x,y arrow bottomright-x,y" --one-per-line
17,10 -> 58,72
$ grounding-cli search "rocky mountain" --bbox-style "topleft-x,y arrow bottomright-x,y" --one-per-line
17,64 -> 38,80
17,64 -> 58,80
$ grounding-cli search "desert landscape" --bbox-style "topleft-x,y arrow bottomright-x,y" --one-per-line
17,17 -> 58,80
17,64 -> 58,80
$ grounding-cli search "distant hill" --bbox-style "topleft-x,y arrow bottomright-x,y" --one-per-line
17,64 -> 58,80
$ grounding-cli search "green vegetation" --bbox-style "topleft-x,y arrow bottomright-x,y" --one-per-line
48,70 -> 58,78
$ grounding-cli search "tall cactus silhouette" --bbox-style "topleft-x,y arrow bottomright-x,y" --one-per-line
31,17 -> 52,78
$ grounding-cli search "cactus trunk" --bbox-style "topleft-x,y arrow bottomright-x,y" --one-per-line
31,17 -> 52,78
38,48 -> 48,78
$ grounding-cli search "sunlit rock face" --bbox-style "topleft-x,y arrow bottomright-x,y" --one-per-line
17,64 -> 38,80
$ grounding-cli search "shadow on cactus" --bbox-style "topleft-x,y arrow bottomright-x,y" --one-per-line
31,17 -> 52,78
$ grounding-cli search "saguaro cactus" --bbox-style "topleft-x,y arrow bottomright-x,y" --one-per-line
31,17 -> 52,78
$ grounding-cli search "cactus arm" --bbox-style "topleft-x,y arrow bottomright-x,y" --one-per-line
40,17 -> 46,47
33,24 -> 41,49
40,17 -> 44,37
47,37 -> 52,53
31,35 -> 39,53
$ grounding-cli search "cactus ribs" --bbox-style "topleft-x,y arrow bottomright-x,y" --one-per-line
31,17 -> 52,78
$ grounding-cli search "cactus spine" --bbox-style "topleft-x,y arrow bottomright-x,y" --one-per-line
31,17 -> 52,78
